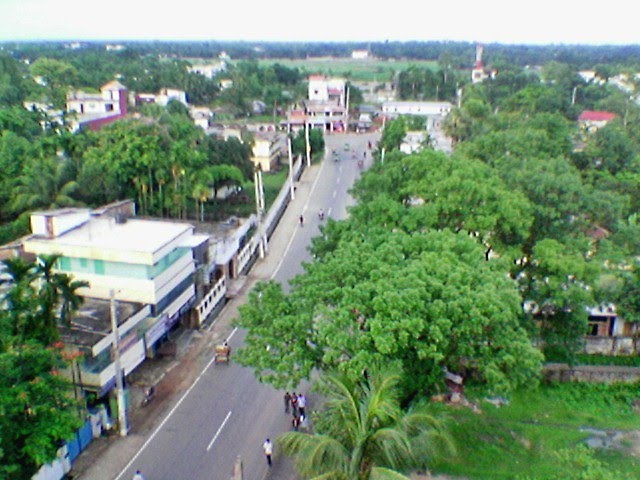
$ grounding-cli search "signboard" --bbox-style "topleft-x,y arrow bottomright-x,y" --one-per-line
144,314 -> 168,347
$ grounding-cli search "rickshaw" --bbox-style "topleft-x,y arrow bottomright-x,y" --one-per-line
214,343 -> 231,364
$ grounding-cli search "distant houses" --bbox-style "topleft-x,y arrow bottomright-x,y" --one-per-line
578,110 -> 617,133
282,74 -> 348,133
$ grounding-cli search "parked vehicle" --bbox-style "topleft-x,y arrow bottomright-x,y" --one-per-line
141,386 -> 156,407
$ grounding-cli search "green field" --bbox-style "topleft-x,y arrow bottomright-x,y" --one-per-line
427,382 -> 640,479
255,57 -> 439,82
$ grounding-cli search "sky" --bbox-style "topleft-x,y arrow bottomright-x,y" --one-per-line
0,0 -> 638,46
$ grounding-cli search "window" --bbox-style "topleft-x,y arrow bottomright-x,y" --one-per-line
94,259 -> 105,275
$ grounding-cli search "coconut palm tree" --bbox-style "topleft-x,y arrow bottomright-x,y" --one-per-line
278,366 -> 452,480
1,255 -> 88,346
10,156 -> 80,214
34,254 -> 88,338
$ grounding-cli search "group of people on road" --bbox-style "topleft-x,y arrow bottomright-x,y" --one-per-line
284,391 -> 308,431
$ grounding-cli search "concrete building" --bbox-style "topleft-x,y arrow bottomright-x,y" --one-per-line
471,44 -> 497,84
352,49 -> 370,60
400,131 -> 429,154
382,101 -> 452,118
251,131 -> 285,172
282,75 -> 349,133
308,75 -> 347,105
578,110 -> 617,133
134,88 -> 188,107
64,80 -> 128,131
21,202 -> 206,396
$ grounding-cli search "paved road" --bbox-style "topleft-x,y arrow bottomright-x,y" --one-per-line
106,131 -> 380,480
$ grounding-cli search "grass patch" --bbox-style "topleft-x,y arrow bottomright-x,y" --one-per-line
426,382 -> 640,479
261,167 -> 289,207
255,57 -> 439,82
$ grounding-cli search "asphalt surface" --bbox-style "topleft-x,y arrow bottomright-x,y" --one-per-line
70,131 -> 380,480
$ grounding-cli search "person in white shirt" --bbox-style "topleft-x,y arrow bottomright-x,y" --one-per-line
132,470 -> 145,480
297,393 -> 306,417
263,438 -> 273,466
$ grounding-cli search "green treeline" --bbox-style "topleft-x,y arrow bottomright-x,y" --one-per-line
236,56 -> 640,400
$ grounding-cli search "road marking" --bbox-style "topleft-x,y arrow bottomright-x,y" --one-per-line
227,326 -> 238,341
207,410 -> 232,451
271,159 -> 326,279
113,341 -> 222,479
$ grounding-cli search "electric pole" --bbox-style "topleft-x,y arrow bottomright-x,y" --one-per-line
110,289 -> 128,436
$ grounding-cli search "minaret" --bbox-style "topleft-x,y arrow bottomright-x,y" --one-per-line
475,44 -> 484,68
471,43 -> 486,84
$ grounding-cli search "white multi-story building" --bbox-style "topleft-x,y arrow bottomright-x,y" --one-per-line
21,203 -> 206,395
65,80 -> 128,131
308,74 -> 347,105
382,101 -> 452,118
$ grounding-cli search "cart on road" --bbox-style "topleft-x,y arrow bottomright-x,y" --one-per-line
214,343 -> 231,364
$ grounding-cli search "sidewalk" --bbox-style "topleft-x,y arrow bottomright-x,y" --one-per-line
69,162 -> 322,480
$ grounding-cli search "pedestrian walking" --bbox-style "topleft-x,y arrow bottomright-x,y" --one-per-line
132,470 -> 145,480
263,438 -> 273,466
290,392 -> 298,415
297,393 -> 306,417
292,413 -> 300,431
284,391 -> 292,414
299,214 -> 304,227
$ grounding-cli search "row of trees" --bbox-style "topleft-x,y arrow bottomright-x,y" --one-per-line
235,60 -> 640,479
7,40 -> 640,70
236,61 -> 640,396
0,101 -> 255,242
0,255 -> 87,479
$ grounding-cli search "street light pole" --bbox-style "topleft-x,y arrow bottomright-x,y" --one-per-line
253,167 -> 266,258
305,122 -> 311,168
287,137 -> 295,200
109,289 -> 128,437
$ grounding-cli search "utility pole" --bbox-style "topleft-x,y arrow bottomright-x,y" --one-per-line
345,84 -> 350,132
253,166 -> 266,258
305,122 -> 311,167
110,289 -> 128,437
287,137 -> 295,200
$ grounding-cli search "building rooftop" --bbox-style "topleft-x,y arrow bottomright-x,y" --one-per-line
61,297 -> 144,350
579,111 -> 617,122
31,217 -> 193,254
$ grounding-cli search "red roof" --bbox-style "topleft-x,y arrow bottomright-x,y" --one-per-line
579,111 -> 617,122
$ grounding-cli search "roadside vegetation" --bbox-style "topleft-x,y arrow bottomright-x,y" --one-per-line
428,382 -> 640,479
2,40 -> 640,477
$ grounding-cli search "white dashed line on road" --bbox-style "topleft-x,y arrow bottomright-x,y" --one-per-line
207,410 -> 232,452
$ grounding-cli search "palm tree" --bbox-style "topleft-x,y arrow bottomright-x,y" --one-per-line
10,156 -> 80,214
1,255 -> 88,345
0,257 -> 38,341
278,366 -> 452,480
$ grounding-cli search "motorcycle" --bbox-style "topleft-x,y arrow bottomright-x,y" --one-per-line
141,386 -> 155,407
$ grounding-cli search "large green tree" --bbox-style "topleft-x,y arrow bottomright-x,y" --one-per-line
0,256 -> 87,478
236,228 -> 542,395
